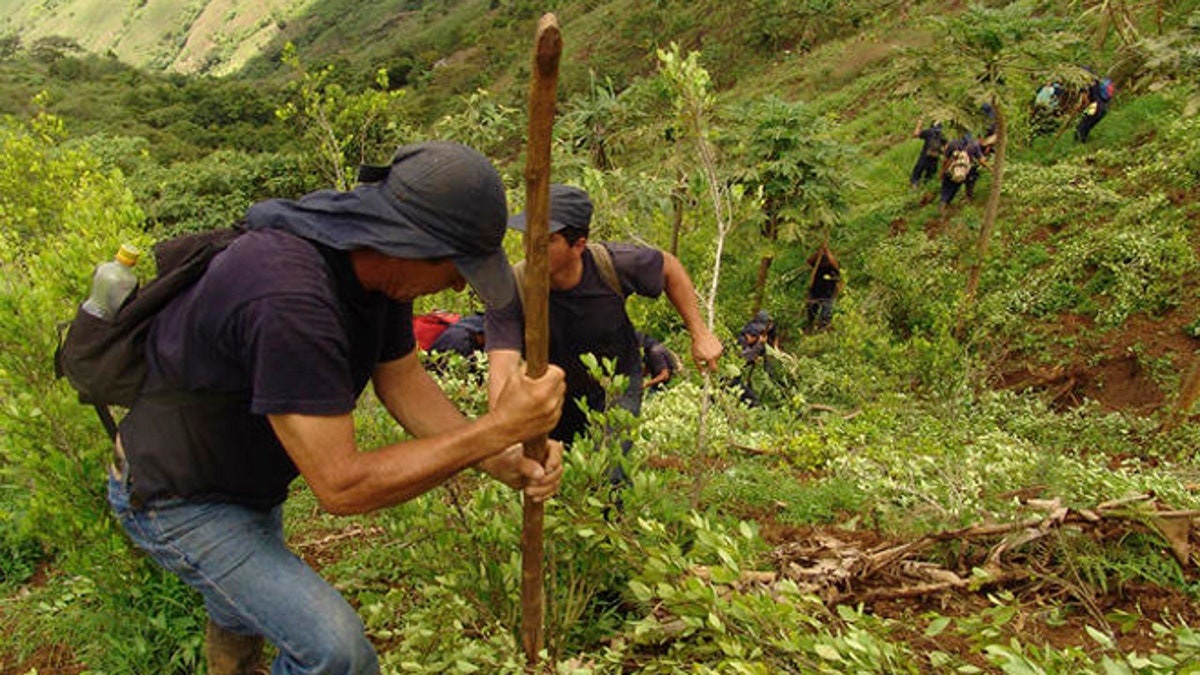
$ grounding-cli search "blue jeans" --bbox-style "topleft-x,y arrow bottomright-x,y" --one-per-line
108,468 -> 379,675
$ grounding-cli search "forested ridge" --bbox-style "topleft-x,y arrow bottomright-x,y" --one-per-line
2,1 -> 1200,672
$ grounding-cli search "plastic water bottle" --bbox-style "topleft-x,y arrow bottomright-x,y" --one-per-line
81,244 -> 141,320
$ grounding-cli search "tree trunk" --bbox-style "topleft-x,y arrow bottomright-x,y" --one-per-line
751,255 -> 773,315
751,212 -> 779,314
670,176 -> 685,257
958,99 -> 1006,337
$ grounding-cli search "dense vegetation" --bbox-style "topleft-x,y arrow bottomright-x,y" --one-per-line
2,0 -> 1199,672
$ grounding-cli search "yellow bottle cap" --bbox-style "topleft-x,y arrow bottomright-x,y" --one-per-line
116,244 -> 141,267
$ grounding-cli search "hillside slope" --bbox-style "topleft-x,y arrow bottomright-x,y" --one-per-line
0,0 -> 313,73
2,0 -> 1197,418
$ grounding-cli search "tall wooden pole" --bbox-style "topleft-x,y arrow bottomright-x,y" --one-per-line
520,13 -> 560,672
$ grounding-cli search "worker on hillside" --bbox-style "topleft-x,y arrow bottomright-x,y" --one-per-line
733,310 -> 777,406
1076,73 -> 1114,143
486,184 -> 722,486
938,133 -> 988,218
107,141 -> 566,675
909,118 -> 946,189
429,313 -> 486,358
1031,82 -> 1068,136
806,245 -> 842,331
638,332 -> 677,393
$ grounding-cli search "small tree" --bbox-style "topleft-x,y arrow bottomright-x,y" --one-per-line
431,88 -> 520,158
560,71 -> 628,171
657,43 -> 746,506
0,110 -> 148,569
275,43 -> 410,190
733,96 -> 851,313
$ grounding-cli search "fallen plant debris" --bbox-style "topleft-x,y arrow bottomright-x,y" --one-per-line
675,493 -> 1199,607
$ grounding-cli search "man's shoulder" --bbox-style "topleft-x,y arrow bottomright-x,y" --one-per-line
211,230 -> 328,292
594,240 -> 655,254
594,241 -> 664,273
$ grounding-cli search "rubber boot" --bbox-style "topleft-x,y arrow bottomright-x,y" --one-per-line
206,619 -> 267,675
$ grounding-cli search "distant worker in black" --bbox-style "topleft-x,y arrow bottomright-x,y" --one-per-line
909,118 -> 946,189
979,103 -> 997,156
737,310 -> 778,361
637,332 -> 676,393
429,313 -> 485,358
806,244 -> 842,331
733,310 -> 777,406
1076,74 -> 1113,143
938,133 -> 988,218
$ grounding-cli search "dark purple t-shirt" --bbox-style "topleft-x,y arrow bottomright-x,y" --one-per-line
118,229 -> 414,509
641,337 -> 674,379
486,243 -> 664,442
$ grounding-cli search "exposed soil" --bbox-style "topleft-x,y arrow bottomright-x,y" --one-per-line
0,643 -> 86,675
994,301 -> 1200,416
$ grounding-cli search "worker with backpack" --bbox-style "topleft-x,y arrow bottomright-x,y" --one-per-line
486,184 -> 722,487
1076,74 -> 1114,143
938,133 -> 988,218
60,141 -> 567,675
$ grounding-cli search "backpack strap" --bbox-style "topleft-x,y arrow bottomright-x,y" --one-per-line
585,242 -> 624,298
512,242 -> 626,309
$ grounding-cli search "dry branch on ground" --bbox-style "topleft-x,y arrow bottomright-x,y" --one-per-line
674,494 -> 1198,609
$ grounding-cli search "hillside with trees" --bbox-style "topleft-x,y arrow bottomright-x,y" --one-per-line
2,0 -> 1200,672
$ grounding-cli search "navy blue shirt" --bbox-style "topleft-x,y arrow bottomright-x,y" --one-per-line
486,243 -> 664,441
919,127 -> 945,157
429,323 -> 482,357
641,336 -> 674,380
119,229 -> 414,509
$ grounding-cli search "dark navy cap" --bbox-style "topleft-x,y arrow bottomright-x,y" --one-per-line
508,183 -> 594,234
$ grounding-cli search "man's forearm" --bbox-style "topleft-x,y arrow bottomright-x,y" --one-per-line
662,251 -> 708,333
644,368 -> 670,388
374,353 -> 469,437
486,349 -> 523,408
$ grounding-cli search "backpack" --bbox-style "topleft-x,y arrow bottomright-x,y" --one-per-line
1035,84 -> 1058,109
54,227 -> 244,437
1097,78 -> 1114,102
413,309 -> 461,350
948,149 -> 972,183
512,242 -> 624,307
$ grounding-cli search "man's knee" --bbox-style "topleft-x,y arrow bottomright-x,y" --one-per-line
282,608 -> 378,675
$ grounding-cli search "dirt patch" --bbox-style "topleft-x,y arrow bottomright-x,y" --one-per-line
867,582 -> 1200,667
754,512 -> 1200,668
0,643 -> 86,675
996,304 -> 1200,415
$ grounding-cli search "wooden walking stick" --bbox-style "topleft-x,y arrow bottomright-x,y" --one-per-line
520,12 -> 561,672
